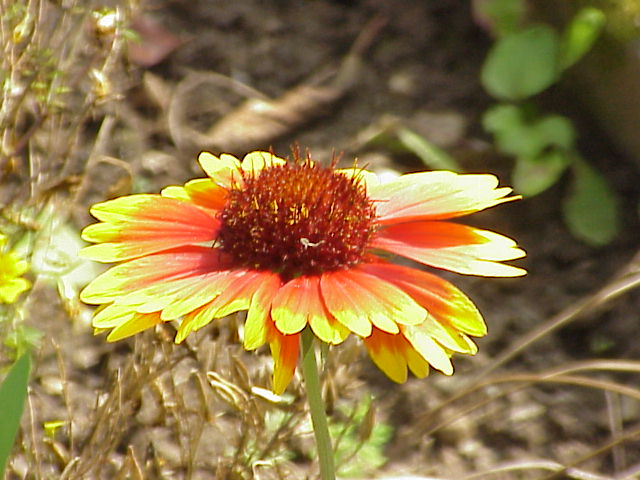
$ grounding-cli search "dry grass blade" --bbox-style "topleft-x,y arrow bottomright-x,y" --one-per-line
405,363 -> 640,479
415,359 -> 640,438
472,249 -> 640,382
537,424 -> 640,480
461,460 -> 613,480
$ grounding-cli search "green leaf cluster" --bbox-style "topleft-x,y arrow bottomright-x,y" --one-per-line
480,3 -> 618,246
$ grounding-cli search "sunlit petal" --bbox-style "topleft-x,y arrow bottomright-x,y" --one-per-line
244,275 -> 281,350
402,324 -> 453,375
371,170 -> 519,224
268,327 -> 300,395
271,275 -> 349,344
82,195 -> 219,262
362,328 -> 408,383
240,151 -> 287,174
105,312 -> 162,342
198,151 -> 242,188
320,269 -> 426,337
360,261 -> 486,339
372,221 -> 526,277
80,246 -> 227,304
175,270 -> 271,341
162,178 -> 228,212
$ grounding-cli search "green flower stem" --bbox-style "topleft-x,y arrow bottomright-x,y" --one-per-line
300,327 -> 335,480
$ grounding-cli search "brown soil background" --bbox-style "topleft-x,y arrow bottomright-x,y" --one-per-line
3,1 -> 640,479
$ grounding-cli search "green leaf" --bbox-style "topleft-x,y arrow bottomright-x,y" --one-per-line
513,149 -> 571,197
483,105 -> 576,159
559,7 -> 606,70
535,114 -> 576,150
481,25 -> 560,100
0,354 -> 31,475
474,0 -> 527,37
563,160 -> 620,246
482,103 -> 522,133
396,127 -> 461,171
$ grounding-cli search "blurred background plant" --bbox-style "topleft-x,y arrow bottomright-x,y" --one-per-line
1,0 -> 133,366
1,1 -> 133,477
476,0 -> 620,246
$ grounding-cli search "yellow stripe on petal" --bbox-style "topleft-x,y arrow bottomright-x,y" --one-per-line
159,272 -> 238,320
93,303 -> 139,328
82,222 -> 124,243
162,179 -> 228,213
244,275 -> 281,350
175,304 -> 213,342
183,178 -> 228,211
198,151 -> 241,188
363,329 -> 408,383
175,271 -> 270,341
80,246 -> 227,304
402,325 -> 453,375
309,311 -> 350,346
335,167 -> 380,192
418,317 -> 478,354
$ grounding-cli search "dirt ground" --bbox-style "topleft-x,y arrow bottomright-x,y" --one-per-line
3,0 -> 640,479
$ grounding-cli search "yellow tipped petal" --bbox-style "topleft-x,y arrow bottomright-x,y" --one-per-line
106,312 -> 162,341
402,325 -> 453,375
405,347 -> 430,378
198,151 -> 241,187
269,330 -> 299,394
372,170 -> 520,223
363,330 -> 408,383
241,151 -> 287,174
272,276 -> 321,335
161,185 -> 190,201
373,222 -> 526,277
244,275 -> 280,350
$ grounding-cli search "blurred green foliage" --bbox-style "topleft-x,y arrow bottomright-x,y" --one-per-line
480,1 -> 619,246
0,354 -> 31,476
330,395 -> 392,478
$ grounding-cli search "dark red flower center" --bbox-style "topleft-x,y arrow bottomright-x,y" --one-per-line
217,156 -> 377,279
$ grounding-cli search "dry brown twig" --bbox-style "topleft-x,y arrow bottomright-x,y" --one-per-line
167,15 -> 387,154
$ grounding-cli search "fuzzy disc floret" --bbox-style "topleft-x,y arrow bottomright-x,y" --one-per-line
217,159 -> 376,278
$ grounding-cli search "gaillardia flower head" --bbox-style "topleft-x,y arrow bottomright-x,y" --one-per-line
80,151 -> 525,393
0,233 -> 31,304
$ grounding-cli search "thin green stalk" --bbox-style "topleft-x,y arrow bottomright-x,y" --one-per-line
300,327 -> 335,480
